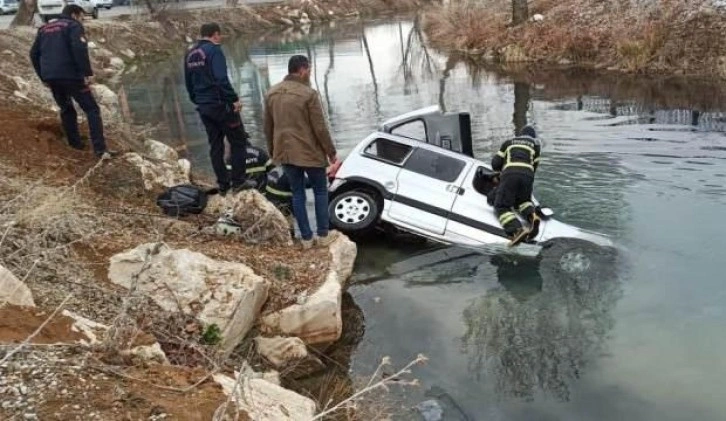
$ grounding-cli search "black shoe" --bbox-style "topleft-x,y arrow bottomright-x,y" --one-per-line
230,180 -> 258,193
69,142 -> 87,151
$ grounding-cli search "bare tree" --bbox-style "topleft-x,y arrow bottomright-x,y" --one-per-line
512,0 -> 529,25
513,81 -> 530,135
10,0 -> 36,27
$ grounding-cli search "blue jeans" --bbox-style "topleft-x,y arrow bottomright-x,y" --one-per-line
283,165 -> 329,241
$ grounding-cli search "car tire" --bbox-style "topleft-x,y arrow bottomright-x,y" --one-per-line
329,190 -> 380,234
91,7 -> 98,18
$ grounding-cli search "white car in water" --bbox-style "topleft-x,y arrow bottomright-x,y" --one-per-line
327,106 -> 614,259
38,0 -> 98,22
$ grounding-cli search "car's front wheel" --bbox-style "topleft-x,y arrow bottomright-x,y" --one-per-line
329,190 -> 380,234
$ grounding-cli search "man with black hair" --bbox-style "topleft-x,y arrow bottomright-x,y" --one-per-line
491,125 -> 542,245
184,22 -> 254,195
264,55 -> 338,249
30,5 -> 112,158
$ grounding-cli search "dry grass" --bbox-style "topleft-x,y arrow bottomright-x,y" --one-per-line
424,0 -> 726,77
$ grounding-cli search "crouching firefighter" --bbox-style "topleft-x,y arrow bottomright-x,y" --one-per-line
225,143 -> 273,190
491,126 -> 542,245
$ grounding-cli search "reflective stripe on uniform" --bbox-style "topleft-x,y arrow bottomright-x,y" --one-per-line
496,151 -> 506,158
499,211 -> 517,225
503,162 -> 535,171
518,201 -> 534,212
266,185 -> 292,197
246,166 -> 267,174
533,157 -> 541,163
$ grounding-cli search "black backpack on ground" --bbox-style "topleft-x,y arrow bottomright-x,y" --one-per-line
156,184 -> 208,217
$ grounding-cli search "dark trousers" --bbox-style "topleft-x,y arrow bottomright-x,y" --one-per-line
198,105 -> 248,190
493,171 -> 536,236
283,165 -> 329,241
48,80 -> 106,154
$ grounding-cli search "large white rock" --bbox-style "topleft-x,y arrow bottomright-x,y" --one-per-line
214,372 -> 316,421
255,336 -> 308,367
206,190 -> 291,244
261,234 -> 357,344
108,243 -> 269,354
91,83 -> 119,118
109,56 -> 125,70
144,139 -> 178,162
124,153 -> 191,191
0,264 -> 35,307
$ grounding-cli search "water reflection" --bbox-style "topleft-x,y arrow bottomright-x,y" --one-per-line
462,249 -> 622,402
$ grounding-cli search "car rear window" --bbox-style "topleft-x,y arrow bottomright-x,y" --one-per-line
403,148 -> 466,182
363,138 -> 413,165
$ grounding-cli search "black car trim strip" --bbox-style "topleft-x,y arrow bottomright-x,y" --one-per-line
392,195 -> 508,237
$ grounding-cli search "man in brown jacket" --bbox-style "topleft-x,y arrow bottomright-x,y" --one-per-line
264,55 -> 338,248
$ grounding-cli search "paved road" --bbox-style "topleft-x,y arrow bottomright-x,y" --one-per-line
0,0 -> 281,29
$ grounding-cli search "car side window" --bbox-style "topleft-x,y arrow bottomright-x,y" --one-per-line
363,138 -> 413,165
403,148 -> 466,183
391,120 -> 426,141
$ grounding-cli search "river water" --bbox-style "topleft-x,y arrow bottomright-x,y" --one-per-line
124,18 -> 726,421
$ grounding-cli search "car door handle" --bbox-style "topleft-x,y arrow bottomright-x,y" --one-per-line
446,184 -> 464,195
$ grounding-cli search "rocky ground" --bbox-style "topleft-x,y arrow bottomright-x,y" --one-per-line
0,1 -> 441,419
424,0 -> 726,78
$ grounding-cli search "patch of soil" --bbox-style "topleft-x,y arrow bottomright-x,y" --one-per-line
38,364 -> 233,421
0,305 -> 86,344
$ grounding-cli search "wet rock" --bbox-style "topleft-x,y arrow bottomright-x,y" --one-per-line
255,336 -> 309,367
108,242 -> 269,354
416,400 -> 444,421
261,234 -> 357,344
213,372 -> 316,421
144,139 -> 178,162
0,264 -> 35,307
279,17 -> 295,25
123,153 -> 191,191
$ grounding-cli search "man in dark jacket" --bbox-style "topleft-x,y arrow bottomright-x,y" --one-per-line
30,5 -> 110,158
491,125 -> 542,244
184,22 -> 253,195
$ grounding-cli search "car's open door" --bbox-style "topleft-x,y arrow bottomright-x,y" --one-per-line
380,105 -> 474,158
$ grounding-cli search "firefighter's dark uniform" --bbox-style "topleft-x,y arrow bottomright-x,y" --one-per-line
491,129 -> 541,238
29,15 -> 108,156
184,40 -> 249,192
225,145 -> 273,190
